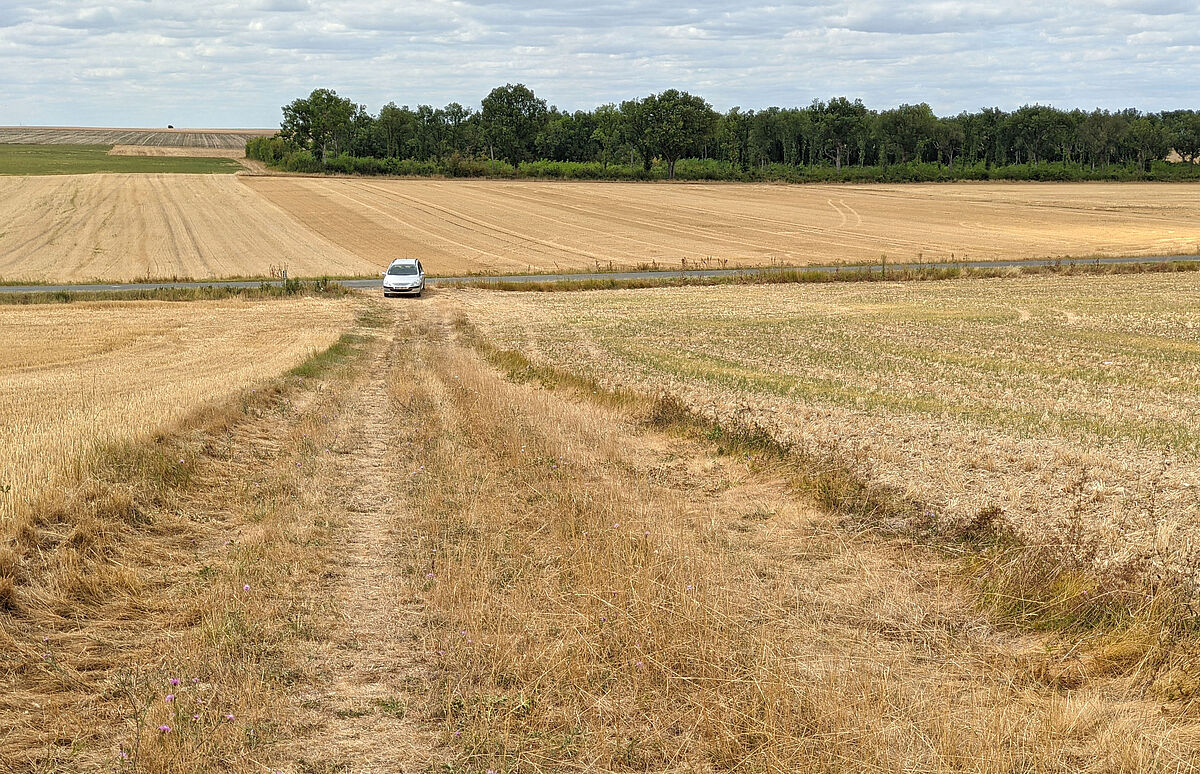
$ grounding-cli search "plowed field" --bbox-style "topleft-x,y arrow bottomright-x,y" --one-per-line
0,174 -> 379,282
243,177 -> 1200,274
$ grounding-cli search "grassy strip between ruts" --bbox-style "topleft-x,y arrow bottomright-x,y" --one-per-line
0,309 -> 375,770
454,317 -> 1200,699
458,259 -> 1200,292
0,279 -> 352,305
0,144 -> 243,175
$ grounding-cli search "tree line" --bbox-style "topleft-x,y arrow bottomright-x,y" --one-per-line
247,84 -> 1200,181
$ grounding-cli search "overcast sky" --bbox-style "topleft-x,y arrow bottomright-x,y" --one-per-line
2,0 -> 1198,128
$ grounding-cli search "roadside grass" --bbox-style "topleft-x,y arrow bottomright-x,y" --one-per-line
0,279 -> 352,305
0,144 -> 243,175
454,316 -> 1200,700
460,258 -> 1200,292
0,309 -> 374,768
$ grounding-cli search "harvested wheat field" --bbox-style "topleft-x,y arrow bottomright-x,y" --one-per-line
0,126 -> 272,148
107,145 -> 247,159
0,296 -> 353,531
459,272 -> 1200,591
0,174 -> 380,282
244,177 -> 1200,274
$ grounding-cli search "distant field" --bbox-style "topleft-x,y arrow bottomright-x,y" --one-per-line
108,144 -> 247,158
0,296 -> 353,527
459,272 -> 1200,587
0,126 -> 272,148
0,144 -> 243,175
244,177 -> 1200,274
0,174 -> 379,282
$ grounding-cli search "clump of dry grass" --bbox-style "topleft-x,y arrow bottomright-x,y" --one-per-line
383,309 -> 1200,772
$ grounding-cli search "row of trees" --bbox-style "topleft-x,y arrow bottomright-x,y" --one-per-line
270,85 -> 1200,179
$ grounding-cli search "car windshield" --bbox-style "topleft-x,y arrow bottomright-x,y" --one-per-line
387,264 -> 419,276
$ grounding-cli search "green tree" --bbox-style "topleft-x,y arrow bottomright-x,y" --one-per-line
932,117 -> 965,169
480,83 -> 548,165
637,89 -> 718,179
877,103 -> 936,164
818,97 -> 869,173
591,103 -> 625,170
1126,116 -> 1171,171
280,88 -> 359,162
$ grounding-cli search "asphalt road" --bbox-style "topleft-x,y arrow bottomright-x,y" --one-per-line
2,255 -> 1197,294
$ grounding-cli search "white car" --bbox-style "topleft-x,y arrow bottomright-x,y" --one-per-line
382,258 -> 426,297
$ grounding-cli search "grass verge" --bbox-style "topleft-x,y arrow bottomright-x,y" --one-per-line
459,259 -> 1200,292
0,279 -> 351,305
0,144 -> 242,175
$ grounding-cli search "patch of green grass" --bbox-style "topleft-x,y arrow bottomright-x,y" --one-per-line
0,144 -> 242,175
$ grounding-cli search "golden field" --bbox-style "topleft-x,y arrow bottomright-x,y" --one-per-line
3,175 -> 1200,281
457,273 -> 1200,590
243,177 -> 1200,274
0,297 -> 352,530
0,174 -> 379,282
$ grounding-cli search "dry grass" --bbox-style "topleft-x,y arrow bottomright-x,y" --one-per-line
455,272 -> 1200,596
244,177 -> 1200,274
0,298 -> 364,770
0,174 -> 379,282
0,297 -> 353,542
0,126 -> 272,149
376,297 -> 1200,771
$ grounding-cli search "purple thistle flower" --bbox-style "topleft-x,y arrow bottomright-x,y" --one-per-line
243,584 -> 250,591
158,725 -> 171,733
425,572 -> 434,579
169,678 -> 180,686
165,694 -> 175,703
224,713 -> 235,721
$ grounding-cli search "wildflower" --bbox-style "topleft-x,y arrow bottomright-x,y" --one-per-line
165,694 -> 175,703
192,677 -> 200,683
686,584 -> 694,591
613,522 -> 620,528
425,572 -> 434,579
169,678 -> 180,686
644,531 -> 650,536
635,660 -> 644,668
243,584 -> 251,591
158,725 -> 171,733
120,750 -> 129,759
193,714 -> 199,721
224,713 -> 235,721
42,636 -> 49,643
178,459 -> 185,464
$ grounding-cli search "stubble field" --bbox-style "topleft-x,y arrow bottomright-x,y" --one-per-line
0,127 -> 272,148
0,296 -> 354,532
3,171 -> 1199,280
457,272 -> 1200,590
243,177 -> 1200,274
0,174 -> 379,282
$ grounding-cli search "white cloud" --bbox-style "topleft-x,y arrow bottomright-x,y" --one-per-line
0,0 -> 1197,127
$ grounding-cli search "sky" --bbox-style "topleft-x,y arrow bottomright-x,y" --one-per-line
1,0 -> 1198,128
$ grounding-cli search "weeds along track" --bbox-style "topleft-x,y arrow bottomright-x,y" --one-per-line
0,305 -> 368,770
348,294 -> 1200,771
456,273 -> 1200,595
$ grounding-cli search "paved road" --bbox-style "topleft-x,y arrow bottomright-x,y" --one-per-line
2,255 -> 1197,294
